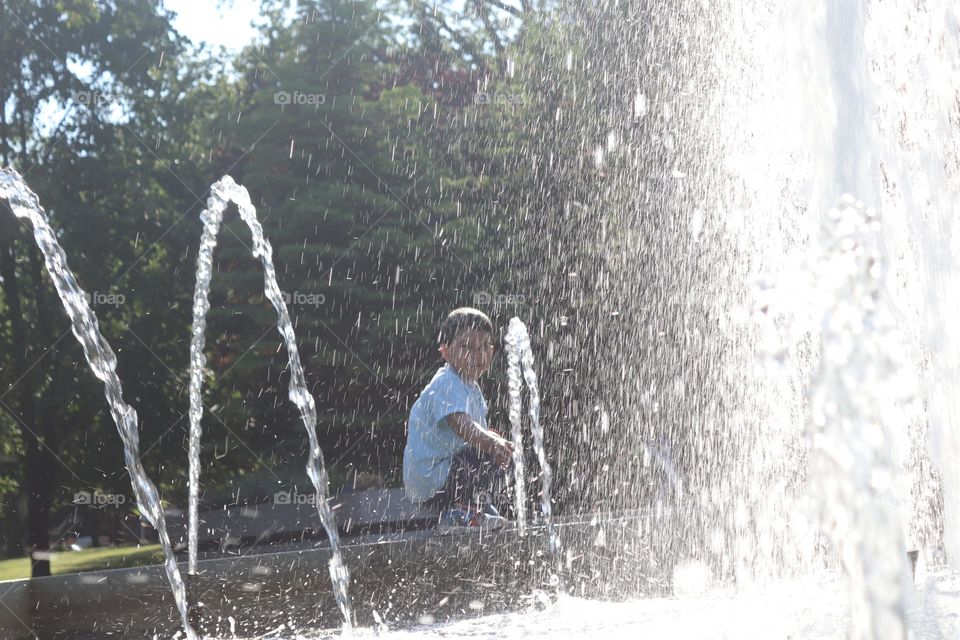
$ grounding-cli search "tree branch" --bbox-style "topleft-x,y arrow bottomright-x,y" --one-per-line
477,3 -> 505,57
416,1 -> 487,66
485,0 -> 524,18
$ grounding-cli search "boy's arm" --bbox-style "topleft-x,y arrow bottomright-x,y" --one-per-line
445,413 -> 514,468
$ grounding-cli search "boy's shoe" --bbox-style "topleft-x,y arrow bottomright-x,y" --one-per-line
435,505 -> 508,535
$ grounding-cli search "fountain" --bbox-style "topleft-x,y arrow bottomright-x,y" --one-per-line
185,176 -> 352,629
505,318 -> 560,555
0,171 -> 359,638
477,0 -> 959,635
756,197 -> 917,638
2,0 -> 960,636
505,323 -> 530,535
0,168 -> 576,638
0,166 -> 579,637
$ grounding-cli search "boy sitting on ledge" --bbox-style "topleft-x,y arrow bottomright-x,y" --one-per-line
402,307 -> 514,531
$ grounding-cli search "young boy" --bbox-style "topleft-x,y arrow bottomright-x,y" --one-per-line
403,307 -> 514,530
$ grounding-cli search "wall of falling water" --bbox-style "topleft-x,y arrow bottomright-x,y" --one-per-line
491,0 -> 959,596
864,1 -> 960,560
494,0 -> 809,582
757,198 -> 917,639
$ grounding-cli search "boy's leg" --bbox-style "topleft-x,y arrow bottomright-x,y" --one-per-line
422,476 -> 457,513
421,453 -> 468,513
423,447 -> 511,514
445,447 -> 511,515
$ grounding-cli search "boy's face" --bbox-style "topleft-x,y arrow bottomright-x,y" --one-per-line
439,328 -> 495,382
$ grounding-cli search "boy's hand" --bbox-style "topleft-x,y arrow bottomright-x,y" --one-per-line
492,437 -> 514,469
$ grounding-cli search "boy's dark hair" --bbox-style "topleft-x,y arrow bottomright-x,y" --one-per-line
438,307 -> 495,345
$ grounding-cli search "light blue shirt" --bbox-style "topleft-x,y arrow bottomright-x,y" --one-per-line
403,364 -> 488,501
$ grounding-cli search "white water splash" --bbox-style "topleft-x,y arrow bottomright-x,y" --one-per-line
505,321 -> 529,534
757,197 -> 916,639
864,0 -> 960,566
505,318 -> 560,555
186,176 -> 352,628
186,181 -> 221,576
299,566 -> 960,640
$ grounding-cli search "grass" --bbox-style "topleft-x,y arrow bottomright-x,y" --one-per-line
0,544 -> 164,582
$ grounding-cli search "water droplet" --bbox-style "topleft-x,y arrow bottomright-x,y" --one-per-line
634,91 -> 648,119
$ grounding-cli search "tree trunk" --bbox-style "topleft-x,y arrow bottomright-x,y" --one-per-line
0,237 -> 52,577
24,440 -> 53,577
